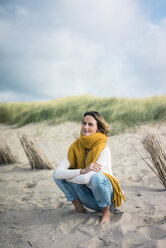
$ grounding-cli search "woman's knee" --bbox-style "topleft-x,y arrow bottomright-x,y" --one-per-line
90,173 -> 108,188
53,170 -> 65,184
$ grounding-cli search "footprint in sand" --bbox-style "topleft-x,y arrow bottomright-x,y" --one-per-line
128,175 -> 143,182
25,180 -> 37,188
143,216 -> 166,225
139,226 -> 166,240
122,230 -> 157,248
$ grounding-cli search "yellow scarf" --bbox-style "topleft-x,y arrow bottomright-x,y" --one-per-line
68,132 -> 126,208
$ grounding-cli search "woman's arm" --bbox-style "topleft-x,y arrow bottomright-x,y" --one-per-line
54,156 -> 81,179
67,171 -> 96,184
54,147 -> 112,183
67,146 -> 112,184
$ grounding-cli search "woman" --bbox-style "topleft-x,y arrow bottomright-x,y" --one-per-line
53,111 -> 126,224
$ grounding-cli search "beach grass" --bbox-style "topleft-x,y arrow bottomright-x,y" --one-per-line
0,95 -> 166,135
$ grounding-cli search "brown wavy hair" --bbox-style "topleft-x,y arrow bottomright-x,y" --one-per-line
83,111 -> 110,137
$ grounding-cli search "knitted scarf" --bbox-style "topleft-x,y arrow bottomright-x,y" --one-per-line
68,132 -> 126,208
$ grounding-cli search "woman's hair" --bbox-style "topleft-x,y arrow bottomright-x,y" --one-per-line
83,111 -> 110,136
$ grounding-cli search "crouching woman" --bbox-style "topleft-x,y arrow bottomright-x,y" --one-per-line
53,111 -> 126,224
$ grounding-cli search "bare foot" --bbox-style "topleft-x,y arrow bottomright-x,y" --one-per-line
73,207 -> 87,214
72,199 -> 87,213
100,205 -> 111,224
62,208 -> 87,217
100,213 -> 111,224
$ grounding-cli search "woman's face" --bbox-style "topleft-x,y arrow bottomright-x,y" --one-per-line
81,115 -> 98,136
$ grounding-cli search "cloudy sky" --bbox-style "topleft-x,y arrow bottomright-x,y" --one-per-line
0,0 -> 166,102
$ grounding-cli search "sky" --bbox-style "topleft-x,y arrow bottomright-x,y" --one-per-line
0,0 -> 166,102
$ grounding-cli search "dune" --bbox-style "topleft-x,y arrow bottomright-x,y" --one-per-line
0,122 -> 166,248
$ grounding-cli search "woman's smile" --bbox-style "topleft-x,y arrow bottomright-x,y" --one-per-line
81,115 -> 98,136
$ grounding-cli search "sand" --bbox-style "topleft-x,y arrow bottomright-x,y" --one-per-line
0,122 -> 166,248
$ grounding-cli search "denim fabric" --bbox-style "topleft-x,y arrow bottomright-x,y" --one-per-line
53,172 -> 114,211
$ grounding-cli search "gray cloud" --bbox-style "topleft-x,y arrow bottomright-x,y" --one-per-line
0,0 -> 166,102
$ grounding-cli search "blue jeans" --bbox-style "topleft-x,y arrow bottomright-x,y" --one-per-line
53,172 -> 114,211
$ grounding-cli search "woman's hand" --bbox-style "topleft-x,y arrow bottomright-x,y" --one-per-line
80,162 -> 102,174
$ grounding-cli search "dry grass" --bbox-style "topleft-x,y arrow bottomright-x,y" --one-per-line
1,95 -> 166,134
19,134 -> 53,170
142,133 -> 166,189
73,131 -> 79,140
0,137 -> 17,165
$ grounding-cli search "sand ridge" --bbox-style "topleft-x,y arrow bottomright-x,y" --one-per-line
0,122 -> 166,248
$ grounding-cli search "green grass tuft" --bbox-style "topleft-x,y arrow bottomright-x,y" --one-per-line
0,95 -> 166,135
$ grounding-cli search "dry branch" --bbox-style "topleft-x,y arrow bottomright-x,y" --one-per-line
73,131 -> 79,140
142,133 -> 166,189
19,134 -> 53,170
0,137 -> 17,165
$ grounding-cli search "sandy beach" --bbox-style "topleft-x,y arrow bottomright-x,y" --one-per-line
0,122 -> 166,248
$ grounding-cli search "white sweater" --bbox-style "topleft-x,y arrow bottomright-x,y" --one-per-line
54,146 -> 114,185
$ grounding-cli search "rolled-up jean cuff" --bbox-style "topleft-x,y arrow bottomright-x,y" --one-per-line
65,195 -> 77,202
97,200 -> 111,208
90,173 -> 114,208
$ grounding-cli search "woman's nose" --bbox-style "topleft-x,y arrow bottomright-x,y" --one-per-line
83,123 -> 88,128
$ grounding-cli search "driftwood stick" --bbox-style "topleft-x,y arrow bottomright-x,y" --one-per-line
0,137 -> 17,165
141,133 -> 166,189
19,134 -> 53,170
